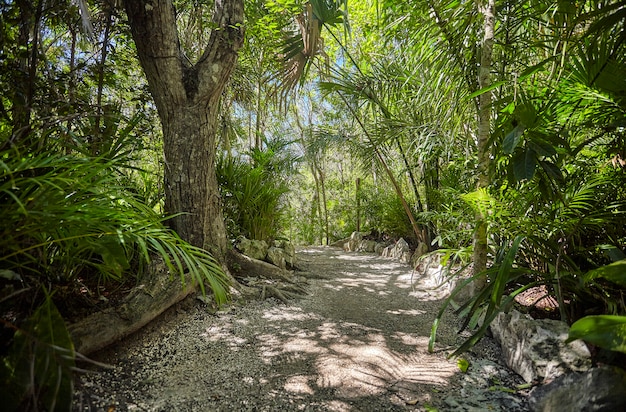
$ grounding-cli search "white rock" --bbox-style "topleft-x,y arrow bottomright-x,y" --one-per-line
235,236 -> 269,261
490,310 -> 591,383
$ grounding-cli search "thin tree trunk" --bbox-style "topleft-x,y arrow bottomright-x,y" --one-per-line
11,0 -> 43,147
356,177 -> 361,232
309,190 -> 320,244
92,8 -> 113,155
340,93 -> 424,243
66,28 -> 77,153
394,137 -> 424,214
255,75 -> 263,149
310,163 -> 323,244
472,0 -> 496,283
317,163 -> 329,245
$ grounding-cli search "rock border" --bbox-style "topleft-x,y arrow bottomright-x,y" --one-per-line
335,232 -> 626,412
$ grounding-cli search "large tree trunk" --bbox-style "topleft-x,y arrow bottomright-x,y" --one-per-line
69,0 -> 246,355
161,104 -> 229,258
123,0 -> 244,258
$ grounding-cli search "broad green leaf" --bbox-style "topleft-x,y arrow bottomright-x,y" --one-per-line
512,149 -> 537,181
567,315 -> 626,354
584,260 -> 626,287
539,160 -> 564,182
503,124 -> 525,154
598,245 -> 626,262
528,138 -> 557,157
2,293 -> 75,411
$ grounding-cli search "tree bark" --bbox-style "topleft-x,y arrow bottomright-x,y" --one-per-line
472,0 -> 495,283
10,0 -> 43,148
123,0 -> 244,259
227,250 -> 293,281
69,0 -> 247,356
69,258 -> 195,354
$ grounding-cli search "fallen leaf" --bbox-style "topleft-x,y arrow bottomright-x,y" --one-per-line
457,358 -> 470,373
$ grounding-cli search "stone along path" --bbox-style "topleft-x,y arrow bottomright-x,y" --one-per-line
74,247 -> 528,411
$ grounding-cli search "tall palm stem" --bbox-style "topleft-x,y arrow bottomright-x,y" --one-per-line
472,0 -> 496,282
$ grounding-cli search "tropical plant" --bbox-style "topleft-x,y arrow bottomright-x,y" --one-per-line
568,260 -> 626,355
422,0 -> 626,357
217,139 -> 297,242
0,139 -> 229,410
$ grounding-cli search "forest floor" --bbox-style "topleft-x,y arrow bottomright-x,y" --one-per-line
73,246 -> 530,411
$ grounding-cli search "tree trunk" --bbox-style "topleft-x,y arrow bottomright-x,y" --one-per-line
69,258 -> 195,355
68,0 -> 247,355
472,0 -> 496,284
10,0 -> 43,148
161,104 -> 229,258
123,0 -> 244,259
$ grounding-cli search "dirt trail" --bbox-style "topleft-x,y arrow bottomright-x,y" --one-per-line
74,247 -> 528,411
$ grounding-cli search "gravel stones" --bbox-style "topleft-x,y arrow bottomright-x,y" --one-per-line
74,247 -> 528,411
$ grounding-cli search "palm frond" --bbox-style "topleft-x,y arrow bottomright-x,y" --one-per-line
0,149 -> 229,302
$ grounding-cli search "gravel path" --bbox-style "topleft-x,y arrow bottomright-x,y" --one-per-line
74,247 -> 529,411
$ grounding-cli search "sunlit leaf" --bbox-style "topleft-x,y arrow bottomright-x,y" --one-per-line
584,260 -> 626,287
457,358 -> 470,373
567,315 -> 626,354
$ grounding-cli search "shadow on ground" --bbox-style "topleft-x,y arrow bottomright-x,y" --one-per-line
74,247 -> 523,411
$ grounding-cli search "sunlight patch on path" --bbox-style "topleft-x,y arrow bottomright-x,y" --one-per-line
250,302 -> 458,403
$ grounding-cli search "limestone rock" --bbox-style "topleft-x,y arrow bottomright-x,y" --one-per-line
346,231 -> 364,252
392,238 -> 410,262
235,236 -> 269,261
266,246 -> 286,269
528,366 -> 626,412
442,358 -> 528,412
374,242 -> 386,255
330,237 -> 349,248
382,244 -> 393,258
490,310 -> 592,383
400,251 -> 412,264
357,240 -> 377,252
274,240 -> 296,268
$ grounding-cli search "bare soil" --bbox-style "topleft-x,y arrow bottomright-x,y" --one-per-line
73,247 -> 529,411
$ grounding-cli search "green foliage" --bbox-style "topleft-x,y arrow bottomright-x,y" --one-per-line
566,260 -> 626,354
217,141 -> 295,242
0,147 -> 228,301
429,236 -> 540,357
584,260 -> 626,287
0,290 -> 75,411
568,315 -> 626,354
457,358 -> 470,373
377,191 -> 415,240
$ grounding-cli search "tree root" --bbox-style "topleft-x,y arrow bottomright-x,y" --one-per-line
69,250 -> 308,355
227,249 -> 295,283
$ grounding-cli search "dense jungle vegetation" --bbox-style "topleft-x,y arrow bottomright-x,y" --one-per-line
1,0 -> 625,409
